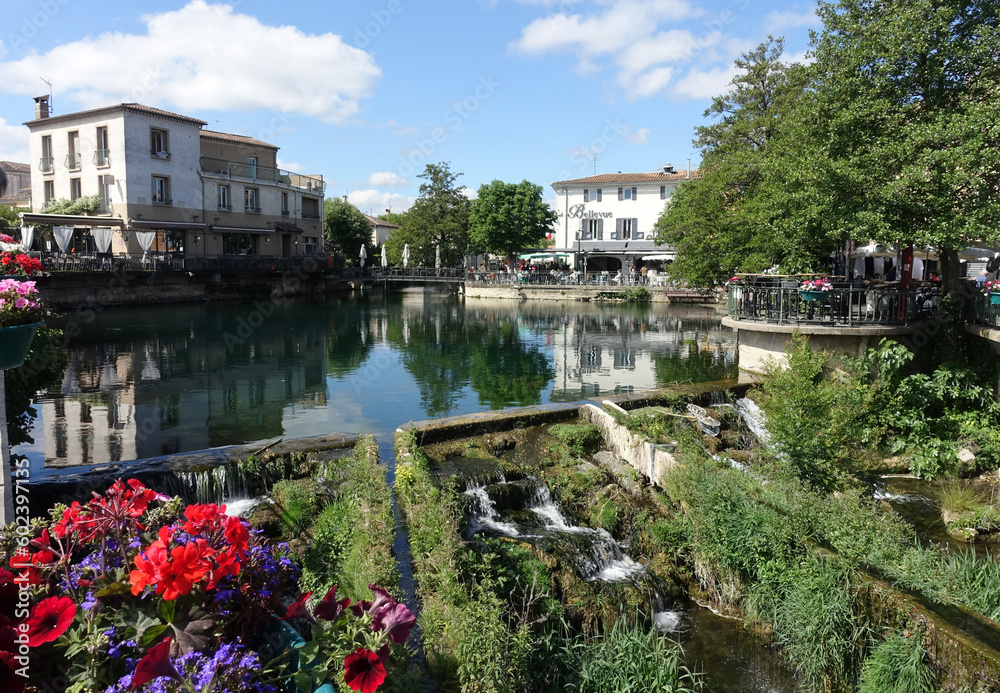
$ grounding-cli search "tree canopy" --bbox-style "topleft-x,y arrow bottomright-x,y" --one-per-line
469,179 -> 557,263
386,163 -> 470,267
324,197 -> 372,262
654,0 -> 1000,292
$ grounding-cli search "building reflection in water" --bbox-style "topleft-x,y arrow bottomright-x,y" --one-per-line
24,294 -> 736,475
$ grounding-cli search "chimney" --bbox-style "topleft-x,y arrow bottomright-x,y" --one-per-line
342,195 -> 348,202
34,95 -> 50,119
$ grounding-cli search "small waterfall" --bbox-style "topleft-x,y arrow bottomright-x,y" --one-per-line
706,390 -> 728,407
167,464 -> 252,506
734,397 -> 770,448
464,476 -> 645,583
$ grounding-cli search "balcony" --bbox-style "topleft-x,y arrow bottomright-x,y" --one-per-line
39,157 -> 53,174
65,152 -> 82,170
93,149 -> 110,167
97,198 -> 112,214
245,206 -> 261,214
301,211 -> 320,220
218,204 -> 233,211
200,157 -> 325,194
152,198 -> 173,206
727,281 -> 936,327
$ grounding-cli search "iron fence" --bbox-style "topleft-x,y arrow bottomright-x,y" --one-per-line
971,292 -> 1000,328
727,283 -> 936,326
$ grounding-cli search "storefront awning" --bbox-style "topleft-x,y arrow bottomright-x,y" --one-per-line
520,252 -> 569,260
641,253 -> 676,261
129,219 -> 207,231
211,225 -> 274,235
19,212 -> 125,227
274,222 -> 304,233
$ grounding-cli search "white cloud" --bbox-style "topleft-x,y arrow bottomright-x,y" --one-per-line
276,158 -> 303,172
460,187 -> 478,201
620,125 -> 650,145
0,118 -> 29,162
670,65 -> 739,100
391,126 -> 418,137
764,9 -> 818,33
367,171 -> 408,187
347,189 -> 415,213
785,49 -> 815,67
0,1 -> 381,124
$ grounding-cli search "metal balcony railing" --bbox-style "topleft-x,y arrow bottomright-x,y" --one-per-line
301,211 -> 320,220
727,282 -> 935,326
200,157 -> 325,194
245,205 -> 261,214
971,292 -> 1000,329
93,149 -> 110,167
65,152 -> 82,170
38,157 -> 53,173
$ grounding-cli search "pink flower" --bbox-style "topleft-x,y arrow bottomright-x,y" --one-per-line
13,298 -> 27,309
372,602 -> 416,645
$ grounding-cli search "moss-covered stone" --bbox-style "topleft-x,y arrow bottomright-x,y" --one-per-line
550,423 -> 604,457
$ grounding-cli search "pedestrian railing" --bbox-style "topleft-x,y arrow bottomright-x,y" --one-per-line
727,283 -> 936,326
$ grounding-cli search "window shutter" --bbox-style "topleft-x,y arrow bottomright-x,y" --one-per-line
660,185 -> 666,199
584,189 -> 589,202
580,218 -> 588,239
633,218 -> 641,239
597,218 -> 604,240
597,189 -> 602,202
615,218 -> 622,240
631,187 -> 638,200
618,187 -> 624,201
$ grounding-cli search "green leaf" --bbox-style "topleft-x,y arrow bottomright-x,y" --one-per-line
158,599 -> 176,623
138,624 -> 171,649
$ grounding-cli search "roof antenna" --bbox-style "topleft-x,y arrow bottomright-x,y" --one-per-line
593,155 -> 597,176
40,77 -> 53,114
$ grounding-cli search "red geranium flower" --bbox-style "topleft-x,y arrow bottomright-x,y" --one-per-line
343,648 -> 387,693
131,638 -> 183,689
26,596 -> 76,646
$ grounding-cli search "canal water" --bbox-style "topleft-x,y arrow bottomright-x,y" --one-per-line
18,290 -> 736,480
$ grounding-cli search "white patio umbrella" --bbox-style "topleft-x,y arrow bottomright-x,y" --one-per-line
435,245 -> 441,269
381,244 -> 388,267
359,244 -> 367,268
19,226 -> 34,252
402,244 -> 410,268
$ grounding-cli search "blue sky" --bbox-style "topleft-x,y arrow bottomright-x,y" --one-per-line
0,0 -> 819,213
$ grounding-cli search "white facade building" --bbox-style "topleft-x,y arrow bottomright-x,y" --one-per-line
551,166 -> 699,271
22,97 -> 325,259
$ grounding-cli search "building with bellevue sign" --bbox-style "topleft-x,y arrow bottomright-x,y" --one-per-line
551,164 -> 700,272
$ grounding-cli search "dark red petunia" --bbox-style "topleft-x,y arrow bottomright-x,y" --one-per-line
0,651 -> 25,693
314,586 -> 349,622
131,638 -> 183,689
349,600 -> 372,618
281,591 -> 315,624
343,648 -> 387,693
367,584 -> 397,615
26,596 -> 76,646
371,602 -> 416,644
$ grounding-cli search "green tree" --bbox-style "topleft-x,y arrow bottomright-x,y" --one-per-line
0,205 -> 19,231
323,197 -> 371,262
805,0 -> 1000,296
469,179 -> 557,265
391,163 -> 470,267
652,38 -> 821,285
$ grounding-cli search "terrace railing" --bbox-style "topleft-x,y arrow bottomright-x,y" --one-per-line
727,282 -> 935,326
200,157 -> 325,194
971,292 -> 1000,329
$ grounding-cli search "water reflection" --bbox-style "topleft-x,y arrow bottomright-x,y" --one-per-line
18,292 -> 735,478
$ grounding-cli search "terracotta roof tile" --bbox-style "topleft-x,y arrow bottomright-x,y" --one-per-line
0,161 -> 31,174
552,170 -> 701,186
364,213 -> 400,229
25,103 -> 207,127
200,130 -> 279,150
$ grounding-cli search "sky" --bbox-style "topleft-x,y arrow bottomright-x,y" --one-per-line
0,0 -> 819,214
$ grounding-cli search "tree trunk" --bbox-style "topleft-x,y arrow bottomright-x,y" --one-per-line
940,247 -> 962,298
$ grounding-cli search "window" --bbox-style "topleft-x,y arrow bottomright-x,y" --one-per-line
583,189 -> 589,202
152,176 -> 170,204
615,218 -> 640,240
43,180 -> 55,205
150,128 -> 170,158
580,218 -> 603,241
218,184 -> 231,210
618,186 -> 637,200
98,175 -> 113,214
596,188 -> 602,202
620,218 -> 633,240
249,157 -> 258,179
40,135 -> 53,173
70,178 -> 82,200
281,192 -> 289,215
245,188 -> 260,212
66,131 -> 81,170
94,126 -> 110,167
660,185 -> 666,200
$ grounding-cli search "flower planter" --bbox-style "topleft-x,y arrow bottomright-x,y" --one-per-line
990,292 -> 1000,306
799,290 -> 829,302
0,321 -> 41,369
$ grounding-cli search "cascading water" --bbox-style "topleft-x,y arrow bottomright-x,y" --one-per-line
734,397 -> 770,448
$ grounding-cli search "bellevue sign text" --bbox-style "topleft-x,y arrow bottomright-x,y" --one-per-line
562,204 -> 614,220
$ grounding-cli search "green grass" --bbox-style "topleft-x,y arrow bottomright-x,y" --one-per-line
858,632 -> 936,693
